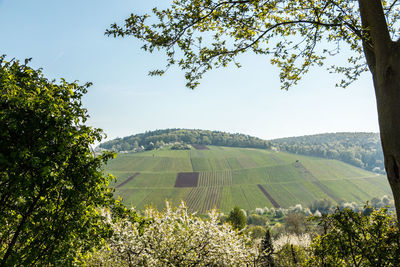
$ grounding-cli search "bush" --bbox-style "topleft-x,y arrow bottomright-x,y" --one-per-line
248,214 -> 268,226
284,213 -> 310,235
170,142 -> 192,150
248,225 -> 267,240
309,199 -> 333,214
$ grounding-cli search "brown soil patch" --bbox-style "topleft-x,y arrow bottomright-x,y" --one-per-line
192,144 -> 210,150
175,172 -> 199,187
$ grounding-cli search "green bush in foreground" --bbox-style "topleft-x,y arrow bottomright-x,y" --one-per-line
307,206 -> 400,266
0,57 -> 136,265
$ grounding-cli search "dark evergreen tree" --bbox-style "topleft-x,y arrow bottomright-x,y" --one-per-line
258,229 -> 275,267
227,206 -> 247,230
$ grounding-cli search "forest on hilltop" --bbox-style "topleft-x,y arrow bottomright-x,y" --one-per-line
270,133 -> 385,173
99,129 -> 269,151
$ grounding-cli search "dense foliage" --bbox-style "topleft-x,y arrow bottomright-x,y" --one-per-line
99,128 -> 269,151
271,132 -> 385,173
85,202 -> 258,266
0,57 -> 132,265
308,207 -> 400,266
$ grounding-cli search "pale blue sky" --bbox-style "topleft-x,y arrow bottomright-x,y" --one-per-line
0,0 -> 379,141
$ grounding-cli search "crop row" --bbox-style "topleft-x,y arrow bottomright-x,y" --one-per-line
183,186 -> 223,213
200,186 -> 222,213
184,187 -> 206,212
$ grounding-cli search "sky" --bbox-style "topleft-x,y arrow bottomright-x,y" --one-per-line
0,0 -> 380,142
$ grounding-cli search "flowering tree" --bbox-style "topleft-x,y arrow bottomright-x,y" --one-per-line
86,202 -> 258,266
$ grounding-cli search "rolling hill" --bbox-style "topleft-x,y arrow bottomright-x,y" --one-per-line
105,145 -> 391,214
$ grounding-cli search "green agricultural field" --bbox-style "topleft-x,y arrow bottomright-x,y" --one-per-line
106,146 -> 392,214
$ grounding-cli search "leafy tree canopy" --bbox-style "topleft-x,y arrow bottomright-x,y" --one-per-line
308,206 -> 400,266
106,0 -> 399,89
0,57 -> 139,265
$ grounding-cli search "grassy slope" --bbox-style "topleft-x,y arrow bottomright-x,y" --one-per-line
105,146 -> 391,213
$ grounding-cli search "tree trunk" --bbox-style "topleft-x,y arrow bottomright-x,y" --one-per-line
372,42 -> 400,222
358,0 -> 400,222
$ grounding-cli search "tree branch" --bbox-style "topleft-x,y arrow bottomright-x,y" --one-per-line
166,0 -> 252,48
204,19 -> 341,60
385,0 -> 399,15
358,0 -> 391,57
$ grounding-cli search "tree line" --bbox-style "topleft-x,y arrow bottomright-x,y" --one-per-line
99,129 -> 269,151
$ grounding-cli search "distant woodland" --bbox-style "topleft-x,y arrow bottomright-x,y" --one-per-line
99,129 -> 269,151
270,133 -> 385,174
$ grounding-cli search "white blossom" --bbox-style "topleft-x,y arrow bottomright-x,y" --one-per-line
273,233 -> 312,251
87,201 -> 258,266
255,208 -> 264,215
314,210 -> 322,217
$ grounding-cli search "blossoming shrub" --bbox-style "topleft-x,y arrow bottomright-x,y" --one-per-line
273,233 -> 312,252
85,202 -> 258,266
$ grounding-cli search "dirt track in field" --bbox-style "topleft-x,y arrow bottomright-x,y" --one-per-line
257,184 -> 280,208
116,172 -> 140,188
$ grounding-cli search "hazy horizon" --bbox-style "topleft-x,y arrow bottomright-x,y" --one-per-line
101,128 -> 380,145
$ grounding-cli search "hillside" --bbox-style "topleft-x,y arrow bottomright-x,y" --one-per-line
270,132 -> 384,173
99,130 -> 384,174
105,145 -> 391,214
